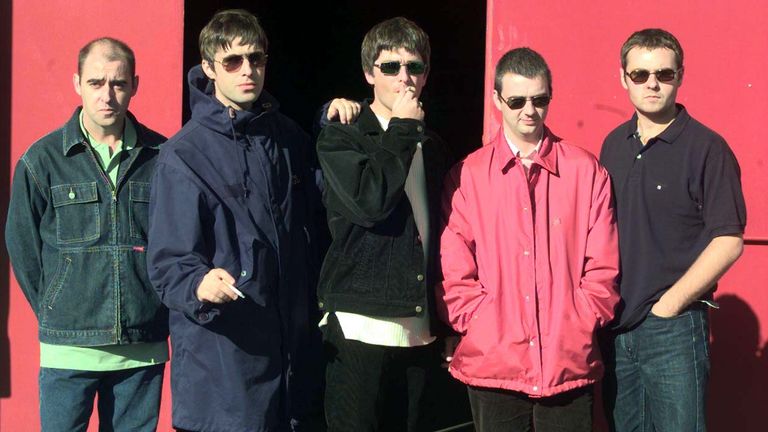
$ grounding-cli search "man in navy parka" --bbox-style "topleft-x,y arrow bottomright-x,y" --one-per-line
147,9 -> 324,432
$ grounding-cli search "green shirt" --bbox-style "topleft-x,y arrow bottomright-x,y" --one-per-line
39,113 -> 168,371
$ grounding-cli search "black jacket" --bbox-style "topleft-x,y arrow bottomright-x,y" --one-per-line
316,104 -> 449,329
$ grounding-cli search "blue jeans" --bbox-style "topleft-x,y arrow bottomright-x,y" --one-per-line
39,364 -> 164,432
602,306 -> 710,432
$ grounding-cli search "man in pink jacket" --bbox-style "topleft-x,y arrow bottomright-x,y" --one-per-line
437,47 -> 620,431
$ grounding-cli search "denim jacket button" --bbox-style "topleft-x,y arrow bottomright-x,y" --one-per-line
198,312 -> 209,321
318,301 -> 324,309
240,270 -> 247,277
415,305 -> 423,313
416,274 -> 424,282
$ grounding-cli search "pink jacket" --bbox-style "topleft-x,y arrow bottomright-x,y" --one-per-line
437,127 -> 619,397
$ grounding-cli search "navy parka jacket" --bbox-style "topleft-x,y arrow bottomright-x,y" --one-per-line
148,66 -> 323,432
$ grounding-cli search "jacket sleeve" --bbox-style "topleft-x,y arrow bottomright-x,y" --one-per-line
579,165 -> 620,327
317,118 -> 423,227
5,156 -> 47,318
147,160 -> 218,324
436,163 -> 488,334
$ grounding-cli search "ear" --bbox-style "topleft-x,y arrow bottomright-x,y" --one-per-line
364,69 -> 375,86
493,89 -> 503,112
131,75 -> 140,97
202,60 -> 217,81
677,66 -> 684,86
73,73 -> 82,96
620,67 -> 629,90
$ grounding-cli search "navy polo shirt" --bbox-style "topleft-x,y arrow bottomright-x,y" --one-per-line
600,105 -> 746,331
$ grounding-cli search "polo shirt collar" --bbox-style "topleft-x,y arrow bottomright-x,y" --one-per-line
62,107 -> 154,155
625,103 -> 691,145
493,125 -> 558,175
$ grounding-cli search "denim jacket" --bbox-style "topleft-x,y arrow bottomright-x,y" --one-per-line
5,108 -> 168,346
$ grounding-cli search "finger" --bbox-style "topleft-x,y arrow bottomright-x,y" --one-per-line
326,106 -> 339,121
340,105 -> 351,124
211,268 -> 236,285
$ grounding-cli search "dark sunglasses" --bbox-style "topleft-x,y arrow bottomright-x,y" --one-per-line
215,52 -> 269,73
625,68 -> 679,84
374,61 -> 427,76
498,94 -> 551,110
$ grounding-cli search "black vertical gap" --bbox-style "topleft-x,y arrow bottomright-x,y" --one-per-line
0,0 -> 14,400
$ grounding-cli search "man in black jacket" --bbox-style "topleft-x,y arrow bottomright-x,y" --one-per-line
316,16 -> 450,431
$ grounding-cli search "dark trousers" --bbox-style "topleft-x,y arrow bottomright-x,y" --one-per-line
39,364 -> 164,432
323,314 -> 440,432
467,385 -> 593,432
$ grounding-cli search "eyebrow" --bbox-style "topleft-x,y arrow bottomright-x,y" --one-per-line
506,93 -> 549,98
85,77 -> 128,86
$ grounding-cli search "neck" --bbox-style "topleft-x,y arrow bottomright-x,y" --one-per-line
504,127 -> 542,157
369,99 -> 391,121
83,117 -> 125,149
636,105 -> 678,145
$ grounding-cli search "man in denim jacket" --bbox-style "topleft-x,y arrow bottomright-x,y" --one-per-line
5,38 -> 168,431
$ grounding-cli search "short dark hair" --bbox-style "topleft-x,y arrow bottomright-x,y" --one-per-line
361,17 -> 430,75
494,47 -> 552,96
199,9 -> 268,63
620,28 -> 684,70
78,37 -> 136,78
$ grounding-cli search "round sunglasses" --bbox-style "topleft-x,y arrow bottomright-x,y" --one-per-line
625,68 -> 680,84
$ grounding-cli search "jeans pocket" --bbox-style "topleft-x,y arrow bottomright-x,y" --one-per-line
51,182 -> 100,244
129,181 -> 150,239
648,309 -> 689,320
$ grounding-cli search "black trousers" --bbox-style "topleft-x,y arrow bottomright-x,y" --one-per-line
467,385 -> 593,432
323,313 -> 440,432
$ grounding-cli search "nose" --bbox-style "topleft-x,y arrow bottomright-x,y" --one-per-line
521,99 -> 537,116
396,65 -> 416,84
241,56 -> 255,76
101,85 -> 116,102
645,73 -> 661,89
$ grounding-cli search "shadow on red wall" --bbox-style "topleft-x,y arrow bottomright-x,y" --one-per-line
709,294 -> 768,431
0,0 -> 13,403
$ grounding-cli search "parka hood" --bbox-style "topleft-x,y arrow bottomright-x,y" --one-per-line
187,64 -> 280,137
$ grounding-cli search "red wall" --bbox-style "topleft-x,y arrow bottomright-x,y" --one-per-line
485,1 -> 768,430
1,1 -> 184,430
3,1 -> 766,431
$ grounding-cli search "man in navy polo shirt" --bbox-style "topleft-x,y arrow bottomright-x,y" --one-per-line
599,28 -> 746,432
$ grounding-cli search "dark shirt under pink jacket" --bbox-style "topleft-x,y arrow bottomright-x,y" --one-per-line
437,126 -> 619,397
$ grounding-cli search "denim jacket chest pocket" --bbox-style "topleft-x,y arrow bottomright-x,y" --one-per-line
129,181 -> 151,239
50,182 -> 100,244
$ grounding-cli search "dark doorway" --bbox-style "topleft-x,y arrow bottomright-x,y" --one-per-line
183,0 -> 486,160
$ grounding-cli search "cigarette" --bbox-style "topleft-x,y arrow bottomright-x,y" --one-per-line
222,281 -> 245,299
